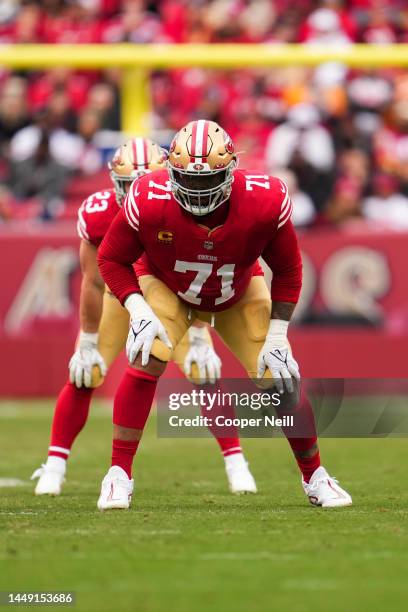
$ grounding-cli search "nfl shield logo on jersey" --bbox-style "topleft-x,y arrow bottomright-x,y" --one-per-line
204,240 -> 214,250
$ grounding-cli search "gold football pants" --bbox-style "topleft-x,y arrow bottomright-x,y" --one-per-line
90,289 -> 213,387
139,274 -> 281,385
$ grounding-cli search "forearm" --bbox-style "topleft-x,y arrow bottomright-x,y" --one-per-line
271,301 -> 296,322
98,210 -> 143,305
70,274 -> 107,387
79,278 -> 104,333
264,223 -> 301,344
267,303 -> 296,350
263,220 -> 302,306
258,212 -> 302,389
98,256 -> 140,305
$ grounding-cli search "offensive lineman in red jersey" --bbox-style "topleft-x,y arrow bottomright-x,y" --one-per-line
97,121 -> 352,510
31,136 -> 257,497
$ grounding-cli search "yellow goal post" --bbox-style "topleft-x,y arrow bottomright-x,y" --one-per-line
1,43 -> 408,135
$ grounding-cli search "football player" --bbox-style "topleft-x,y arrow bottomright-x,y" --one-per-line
96,121 -> 352,510
31,137 -> 257,497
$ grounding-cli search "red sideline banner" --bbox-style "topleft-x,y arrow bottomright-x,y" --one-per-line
291,227 -> 408,378
0,223 -> 407,397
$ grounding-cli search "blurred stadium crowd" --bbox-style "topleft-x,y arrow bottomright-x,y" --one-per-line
0,0 -> 407,227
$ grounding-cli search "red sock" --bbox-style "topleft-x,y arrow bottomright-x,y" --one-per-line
216,438 -> 243,458
278,393 -> 321,483
112,367 -> 158,477
291,445 -> 321,483
111,439 -> 139,479
48,381 -> 94,460
198,383 -> 242,458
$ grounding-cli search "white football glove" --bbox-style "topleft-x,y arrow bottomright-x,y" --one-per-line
69,331 -> 107,388
257,320 -> 300,394
184,326 -> 222,384
125,293 -> 172,366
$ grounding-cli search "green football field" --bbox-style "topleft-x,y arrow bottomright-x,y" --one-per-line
1,401 -> 407,612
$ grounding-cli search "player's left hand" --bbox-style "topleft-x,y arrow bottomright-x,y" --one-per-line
184,327 -> 221,384
69,332 -> 107,388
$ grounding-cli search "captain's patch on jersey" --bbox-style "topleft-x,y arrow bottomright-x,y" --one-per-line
157,230 -> 174,244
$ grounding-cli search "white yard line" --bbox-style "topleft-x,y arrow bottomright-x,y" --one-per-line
0,478 -> 27,487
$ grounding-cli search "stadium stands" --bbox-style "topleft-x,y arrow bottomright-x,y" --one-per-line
0,0 -> 407,224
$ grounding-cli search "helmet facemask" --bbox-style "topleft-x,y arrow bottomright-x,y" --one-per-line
109,167 -> 151,206
168,161 -> 236,216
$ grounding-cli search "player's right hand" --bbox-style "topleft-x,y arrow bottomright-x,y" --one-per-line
69,332 -> 107,388
125,294 -> 172,366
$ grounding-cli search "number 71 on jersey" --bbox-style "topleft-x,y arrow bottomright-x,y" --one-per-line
174,261 -> 235,306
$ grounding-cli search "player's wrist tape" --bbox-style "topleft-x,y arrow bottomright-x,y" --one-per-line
188,325 -> 208,343
266,319 -> 289,347
79,330 -> 99,346
124,293 -> 152,320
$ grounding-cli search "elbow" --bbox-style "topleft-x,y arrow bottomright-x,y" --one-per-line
96,250 -> 109,279
82,270 -> 105,294
96,249 -> 105,269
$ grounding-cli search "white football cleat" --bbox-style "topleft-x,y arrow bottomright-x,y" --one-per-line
225,454 -> 257,495
31,463 -> 65,496
97,466 -> 134,511
303,466 -> 352,508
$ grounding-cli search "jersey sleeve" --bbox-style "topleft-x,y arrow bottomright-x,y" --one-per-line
122,181 -> 141,231
98,191 -> 145,305
276,178 -> 293,230
262,179 -> 302,303
77,191 -> 116,247
77,199 -> 92,242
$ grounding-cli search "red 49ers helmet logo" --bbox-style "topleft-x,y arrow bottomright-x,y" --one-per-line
225,138 -> 234,154
111,150 -> 121,165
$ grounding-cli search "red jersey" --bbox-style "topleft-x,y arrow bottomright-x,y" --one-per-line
98,169 -> 301,312
77,189 -> 119,247
77,185 -> 263,291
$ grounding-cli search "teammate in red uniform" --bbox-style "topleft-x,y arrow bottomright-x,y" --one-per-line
32,136 -> 257,497
97,121 -> 352,510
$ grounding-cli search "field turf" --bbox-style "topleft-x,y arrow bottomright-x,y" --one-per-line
1,401 -> 408,612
